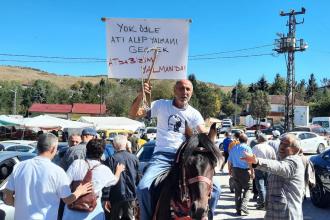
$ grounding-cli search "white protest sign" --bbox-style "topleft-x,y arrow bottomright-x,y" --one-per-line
105,18 -> 190,79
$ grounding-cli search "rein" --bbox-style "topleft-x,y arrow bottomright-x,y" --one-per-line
172,146 -> 213,219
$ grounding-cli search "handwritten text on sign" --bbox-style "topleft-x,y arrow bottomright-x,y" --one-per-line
105,18 -> 190,79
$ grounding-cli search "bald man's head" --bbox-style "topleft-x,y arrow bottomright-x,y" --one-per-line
278,134 -> 301,159
173,80 -> 193,108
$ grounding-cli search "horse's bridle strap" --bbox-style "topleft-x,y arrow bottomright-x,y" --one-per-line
187,176 -> 212,186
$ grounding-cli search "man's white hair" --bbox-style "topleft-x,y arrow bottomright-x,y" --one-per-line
113,134 -> 127,150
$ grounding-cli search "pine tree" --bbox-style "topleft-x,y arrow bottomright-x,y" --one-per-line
269,73 -> 286,95
306,73 -> 318,102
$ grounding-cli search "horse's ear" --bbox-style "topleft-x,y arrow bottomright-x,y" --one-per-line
208,123 -> 217,143
185,121 -> 193,138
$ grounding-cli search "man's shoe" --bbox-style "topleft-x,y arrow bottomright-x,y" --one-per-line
256,204 -> 265,210
241,206 -> 250,214
236,210 -> 241,216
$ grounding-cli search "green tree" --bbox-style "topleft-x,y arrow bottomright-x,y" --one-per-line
188,74 -> 200,109
221,93 -> 235,117
310,92 -> 330,117
306,73 -> 318,102
249,90 -> 270,125
256,75 -> 269,92
196,83 -> 221,118
106,86 -> 135,116
248,83 -> 258,93
231,80 -> 249,106
295,79 -> 306,101
269,73 -> 286,95
152,80 -> 173,100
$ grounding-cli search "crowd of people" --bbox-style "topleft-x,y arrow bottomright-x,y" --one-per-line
219,126 -> 307,219
1,79 -> 308,220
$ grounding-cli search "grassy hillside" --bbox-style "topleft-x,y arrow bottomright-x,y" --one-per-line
0,65 -> 233,91
0,65 -> 106,89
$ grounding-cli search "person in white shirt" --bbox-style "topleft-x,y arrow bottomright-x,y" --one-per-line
252,133 -> 276,209
268,130 -> 281,155
3,133 -> 92,220
129,80 -> 221,220
62,139 -> 125,220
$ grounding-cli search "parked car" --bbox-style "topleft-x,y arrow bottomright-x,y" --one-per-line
246,124 -> 268,130
287,132 -> 328,154
142,127 -> 157,141
0,151 -> 36,220
0,140 -> 37,153
245,130 -> 256,146
294,125 -> 330,136
136,140 -> 155,174
309,148 -> 330,208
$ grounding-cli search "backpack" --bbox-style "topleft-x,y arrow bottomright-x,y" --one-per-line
68,160 -> 100,212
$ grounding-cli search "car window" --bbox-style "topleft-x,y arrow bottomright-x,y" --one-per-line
6,145 -> 32,152
322,150 -> 330,162
0,158 -> 16,184
138,145 -> 155,161
313,121 -> 330,128
246,133 -> 255,138
305,133 -> 317,139
298,133 -> 306,140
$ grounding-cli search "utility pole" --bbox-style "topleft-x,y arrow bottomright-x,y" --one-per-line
274,8 -> 307,132
99,78 -> 105,116
234,85 -> 238,126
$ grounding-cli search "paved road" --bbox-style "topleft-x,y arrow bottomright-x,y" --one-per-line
213,170 -> 330,220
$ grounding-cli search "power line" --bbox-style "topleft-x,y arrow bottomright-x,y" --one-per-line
189,53 -> 276,60
0,59 -> 105,63
189,44 -> 275,57
0,53 -> 105,61
0,43 -> 275,62
0,52 -> 276,64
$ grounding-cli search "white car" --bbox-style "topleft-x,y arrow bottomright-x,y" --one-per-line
0,151 -> 36,220
0,140 -> 37,153
143,127 -> 157,140
245,130 -> 257,146
288,132 -> 328,154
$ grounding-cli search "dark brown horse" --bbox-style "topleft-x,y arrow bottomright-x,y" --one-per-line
152,124 -> 221,220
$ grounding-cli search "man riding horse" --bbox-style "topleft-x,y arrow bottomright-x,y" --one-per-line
129,79 -> 221,220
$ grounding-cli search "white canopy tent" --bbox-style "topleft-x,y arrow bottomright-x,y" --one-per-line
78,116 -> 145,132
22,115 -> 93,130
0,115 -> 23,126
0,115 -> 92,130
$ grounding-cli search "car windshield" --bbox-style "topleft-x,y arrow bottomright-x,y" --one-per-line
313,121 -> 329,128
147,128 -> 157,133
246,132 -> 255,137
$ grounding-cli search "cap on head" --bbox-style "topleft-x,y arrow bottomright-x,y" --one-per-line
81,128 -> 97,137
258,133 -> 268,142
272,130 -> 280,137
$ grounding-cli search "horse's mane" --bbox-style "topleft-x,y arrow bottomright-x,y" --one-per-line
180,133 -> 221,168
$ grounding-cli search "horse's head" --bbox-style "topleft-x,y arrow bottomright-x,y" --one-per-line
174,124 -> 221,219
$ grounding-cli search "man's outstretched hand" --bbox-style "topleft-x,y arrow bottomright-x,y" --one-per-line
240,151 -> 258,165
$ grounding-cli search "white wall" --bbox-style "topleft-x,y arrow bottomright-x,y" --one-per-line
294,106 -> 309,126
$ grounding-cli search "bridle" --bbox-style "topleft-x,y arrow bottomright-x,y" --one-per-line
171,147 -> 213,219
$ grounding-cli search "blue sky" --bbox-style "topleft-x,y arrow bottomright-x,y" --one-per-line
1,0 -> 329,86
